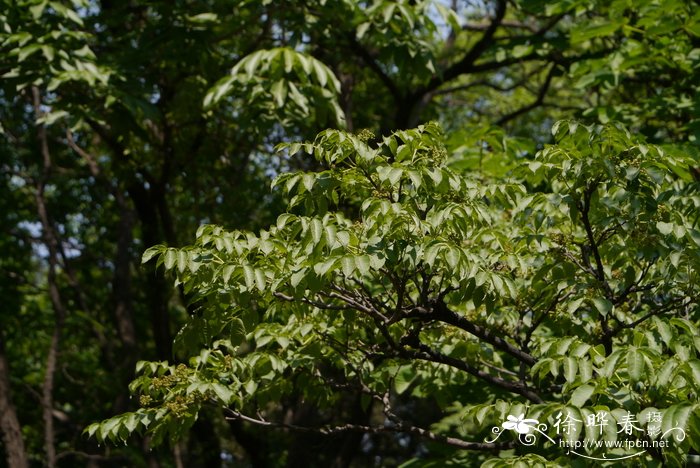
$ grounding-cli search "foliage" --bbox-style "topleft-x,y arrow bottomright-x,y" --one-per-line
89,121 -> 700,465
1,0 -> 699,466
204,47 -> 346,127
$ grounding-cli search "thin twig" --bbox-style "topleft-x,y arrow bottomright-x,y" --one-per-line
224,408 -> 512,451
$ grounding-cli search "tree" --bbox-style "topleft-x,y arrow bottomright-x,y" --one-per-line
89,121 -> 700,466
1,0 -> 699,466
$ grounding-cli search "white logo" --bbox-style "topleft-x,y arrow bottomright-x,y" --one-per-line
485,411 -> 686,461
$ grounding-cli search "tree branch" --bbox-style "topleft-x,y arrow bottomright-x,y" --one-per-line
326,284 -> 390,322
613,260 -> 655,305
274,291 -> 353,311
407,301 -> 537,366
523,292 -> 566,351
496,64 -> 556,126
224,408 -> 511,451
347,33 -> 402,103
610,298 -> 689,336
418,0 -> 507,96
399,342 -> 543,403
462,19 -> 537,33
580,183 -> 607,288
431,64 -> 547,96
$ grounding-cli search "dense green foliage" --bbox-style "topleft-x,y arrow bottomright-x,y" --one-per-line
1,0 -> 699,466
91,122 -> 700,466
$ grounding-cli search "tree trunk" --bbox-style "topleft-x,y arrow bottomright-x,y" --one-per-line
0,335 -> 29,468
32,85 -> 68,468
129,182 -> 173,360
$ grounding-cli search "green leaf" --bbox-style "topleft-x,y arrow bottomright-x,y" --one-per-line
599,349 -> 623,377
310,219 -> 323,243
211,383 -> 234,404
163,249 -> 176,270
512,44 -> 533,58
571,21 -> 621,44
591,297 -> 612,317
626,348 -> 645,382
355,255 -> 370,275
142,246 -> 162,264
563,357 -> 578,383
98,416 -> 121,442
314,258 -> 336,276
356,22 -> 371,39
654,317 -> 674,345
382,3 -> 396,23
17,44 -> 41,62
656,221 -> 674,235
186,13 -> 218,23
290,268 -> 306,288
30,0 -> 47,19
123,413 -> 139,433
578,359 -> 593,382
85,422 -> 100,438
302,174 -> 315,192
570,384 -> 595,407
229,318 -> 246,345
271,80 -> 287,106
177,250 -> 188,273
663,404 -> 693,439
687,360 -> 700,385
341,256 -> 355,276
394,367 -> 416,395
203,76 -> 235,109
242,265 -> 256,290
254,269 -> 266,290
377,166 -> 402,185
336,231 -> 350,246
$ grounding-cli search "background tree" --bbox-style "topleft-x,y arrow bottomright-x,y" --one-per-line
1,0 -> 698,466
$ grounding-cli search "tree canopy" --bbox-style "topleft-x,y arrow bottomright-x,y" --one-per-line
1,0 -> 699,467
90,119 -> 700,466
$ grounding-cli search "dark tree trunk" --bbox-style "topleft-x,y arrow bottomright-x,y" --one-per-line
129,182 -> 173,360
227,418 -> 268,468
187,418 -> 222,468
32,86 -> 67,468
0,335 -> 29,468
111,192 -> 139,413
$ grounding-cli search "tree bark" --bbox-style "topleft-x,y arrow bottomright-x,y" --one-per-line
32,86 -> 68,468
0,335 -> 29,468
66,130 -> 138,365
110,191 -> 139,413
113,191 -> 137,354
129,182 -> 173,360
66,129 -> 138,411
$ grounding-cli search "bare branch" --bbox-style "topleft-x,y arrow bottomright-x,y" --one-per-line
326,284 -> 390,322
421,0 -> 508,95
496,64 -> 557,126
462,20 -> 537,32
224,408 -> 512,451
273,291 -> 353,311
347,33 -> 402,103
431,67 -> 543,96
66,130 -> 100,177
